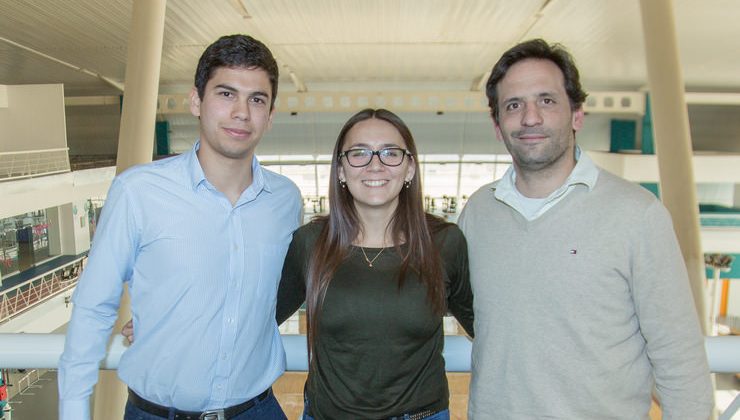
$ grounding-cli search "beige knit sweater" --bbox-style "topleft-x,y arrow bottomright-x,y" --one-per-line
459,168 -> 713,419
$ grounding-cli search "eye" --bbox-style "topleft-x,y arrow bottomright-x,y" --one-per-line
381,148 -> 402,158
250,96 -> 267,105
218,91 -> 234,98
542,97 -> 555,105
504,102 -> 521,111
348,149 -> 370,158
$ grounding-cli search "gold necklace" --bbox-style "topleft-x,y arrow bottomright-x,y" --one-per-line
359,246 -> 385,268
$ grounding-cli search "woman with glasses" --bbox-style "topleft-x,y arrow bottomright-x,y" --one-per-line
277,108 -> 473,420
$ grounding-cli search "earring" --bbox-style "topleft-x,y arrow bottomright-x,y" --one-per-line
404,180 -> 411,189
340,180 -> 346,189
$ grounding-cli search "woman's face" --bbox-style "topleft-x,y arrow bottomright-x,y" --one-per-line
338,118 -> 415,215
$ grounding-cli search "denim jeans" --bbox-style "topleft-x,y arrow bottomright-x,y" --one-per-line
123,389 -> 287,420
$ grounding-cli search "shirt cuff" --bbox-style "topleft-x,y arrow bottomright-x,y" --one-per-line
59,398 -> 90,420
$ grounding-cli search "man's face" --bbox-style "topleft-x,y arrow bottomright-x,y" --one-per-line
190,66 -> 274,162
494,58 -> 584,174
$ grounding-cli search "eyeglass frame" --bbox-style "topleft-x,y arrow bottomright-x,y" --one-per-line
337,147 -> 413,168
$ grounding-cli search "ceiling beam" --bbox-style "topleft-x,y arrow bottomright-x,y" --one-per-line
0,36 -> 124,92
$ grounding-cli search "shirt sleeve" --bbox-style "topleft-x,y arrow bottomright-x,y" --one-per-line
631,201 -> 713,419
441,225 -> 474,338
58,177 -> 140,420
276,229 -> 307,325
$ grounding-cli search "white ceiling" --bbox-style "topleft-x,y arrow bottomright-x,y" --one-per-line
3,0 -> 740,156
2,0 -> 740,98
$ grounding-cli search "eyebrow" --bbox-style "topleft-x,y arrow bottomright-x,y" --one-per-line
213,84 -> 237,92
213,84 -> 270,99
502,91 -> 558,105
346,143 -> 403,149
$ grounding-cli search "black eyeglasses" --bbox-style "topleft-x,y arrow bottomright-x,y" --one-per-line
338,147 -> 412,167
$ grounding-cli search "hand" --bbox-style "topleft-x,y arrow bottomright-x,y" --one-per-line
121,319 -> 134,344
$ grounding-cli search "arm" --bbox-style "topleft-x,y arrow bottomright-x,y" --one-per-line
57,178 -> 139,420
441,225 -> 474,338
632,201 -> 713,419
276,230 -> 307,325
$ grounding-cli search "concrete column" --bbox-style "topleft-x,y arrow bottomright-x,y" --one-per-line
638,0 -> 708,333
95,1 -> 166,418
114,0 -> 167,174
46,206 -> 63,256
49,201 -> 91,256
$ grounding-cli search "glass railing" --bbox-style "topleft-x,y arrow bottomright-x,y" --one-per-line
0,148 -> 70,181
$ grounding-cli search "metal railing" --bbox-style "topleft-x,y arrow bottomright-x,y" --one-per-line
0,334 -> 738,418
15,369 -> 47,396
0,256 -> 85,324
0,148 -> 70,181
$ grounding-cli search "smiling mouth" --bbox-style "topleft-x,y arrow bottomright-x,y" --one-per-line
362,180 -> 388,187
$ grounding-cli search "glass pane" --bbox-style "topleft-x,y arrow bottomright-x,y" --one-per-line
278,165 -> 317,197
421,163 -> 459,214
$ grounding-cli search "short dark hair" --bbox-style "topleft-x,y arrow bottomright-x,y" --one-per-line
485,38 -> 587,122
194,34 -> 279,109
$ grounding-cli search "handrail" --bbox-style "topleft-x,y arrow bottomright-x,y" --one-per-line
0,148 -> 70,156
0,256 -> 85,295
1,334 -> 737,418
0,334 -> 737,373
0,256 -> 85,323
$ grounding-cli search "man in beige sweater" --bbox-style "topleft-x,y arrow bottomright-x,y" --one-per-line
458,39 -> 713,419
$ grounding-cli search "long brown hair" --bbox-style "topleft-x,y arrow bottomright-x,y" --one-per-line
305,108 -> 447,365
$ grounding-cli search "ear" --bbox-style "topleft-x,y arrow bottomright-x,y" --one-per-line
338,165 -> 346,183
405,157 -> 416,183
266,104 -> 276,132
189,87 -> 201,117
494,121 -> 505,142
571,106 -> 585,132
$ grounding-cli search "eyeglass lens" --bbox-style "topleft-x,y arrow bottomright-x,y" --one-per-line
343,148 -> 407,167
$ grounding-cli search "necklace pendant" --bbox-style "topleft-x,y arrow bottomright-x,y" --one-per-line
359,245 -> 385,268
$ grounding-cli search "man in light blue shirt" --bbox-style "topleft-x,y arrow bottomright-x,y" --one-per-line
58,34 -> 302,420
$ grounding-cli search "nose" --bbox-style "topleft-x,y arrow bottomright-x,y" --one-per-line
232,99 -> 250,121
367,153 -> 384,170
521,103 -> 543,127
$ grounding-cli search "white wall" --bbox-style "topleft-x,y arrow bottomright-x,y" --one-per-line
65,103 -> 121,156
0,167 -> 114,220
0,84 -> 67,152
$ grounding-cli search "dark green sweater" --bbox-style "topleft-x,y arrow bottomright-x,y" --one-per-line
276,219 -> 473,419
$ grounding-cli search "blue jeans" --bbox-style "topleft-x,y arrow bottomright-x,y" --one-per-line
124,389 -> 287,420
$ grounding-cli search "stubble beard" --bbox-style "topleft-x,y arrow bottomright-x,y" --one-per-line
504,129 -> 571,174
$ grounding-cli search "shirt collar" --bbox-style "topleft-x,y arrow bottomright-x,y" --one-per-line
186,141 -> 271,195
493,145 -> 599,199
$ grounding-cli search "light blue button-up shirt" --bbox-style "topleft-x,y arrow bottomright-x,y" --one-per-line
58,142 -> 302,420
